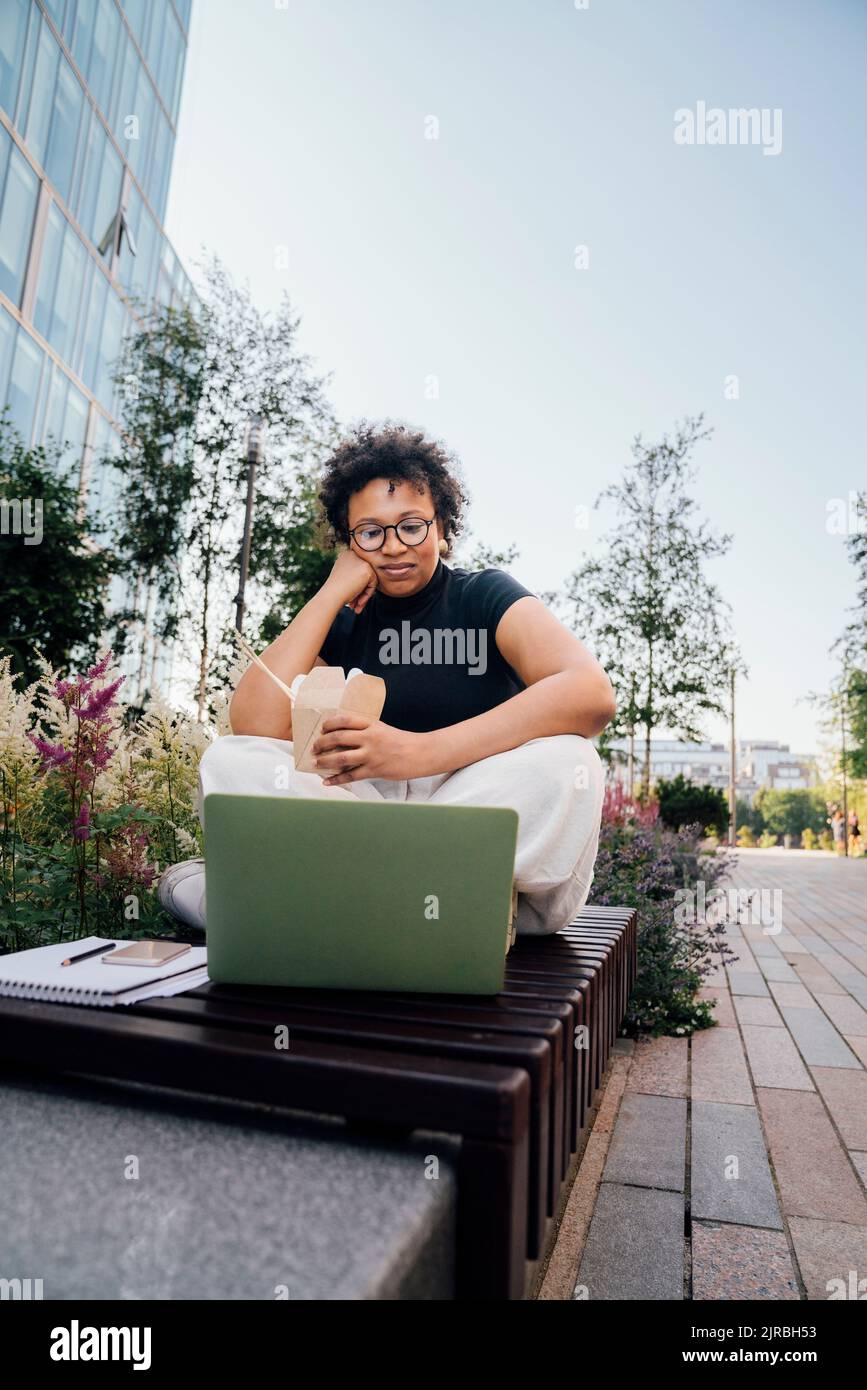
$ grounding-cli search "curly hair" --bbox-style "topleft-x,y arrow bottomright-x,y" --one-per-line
318,421 -> 469,554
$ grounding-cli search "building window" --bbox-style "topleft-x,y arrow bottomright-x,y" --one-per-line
0,0 -> 30,122
39,357 -> 86,477
157,8 -> 185,123
6,321 -> 44,442
0,130 -> 39,304
23,16 -> 60,168
0,301 -> 16,398
33,202 -> 87,363
93,281 -> 124,412
174,1 -> 192,38
126,53 -> 155,190
43,52 -> 84,204
79,255 -> 108,392
87,0 -> 121,118
42,0 -> 65,30
75,107 -> 122,257
116,182 -> 159,306
148,103 -> 172,222
86,408 -> 123,526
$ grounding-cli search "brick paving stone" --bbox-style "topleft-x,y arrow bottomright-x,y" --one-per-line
699,988 -> 736,1028
538,1051 -> 632,1301
733,995 -> 783,1028
845,1035 -> 867,1066
810,1068 -> 867,1149
767,980 -> 816,1009
778,934 -> 809,954
788,1217 -> 867,1300
691,1101 -> 782,1228
793,959 -> 846,994
603,1093 -> 686,1190
749,937 -> 784,958
819,959 -> 867,994
692,1222 -> 798,1300
726,970 -> 770,998
692,1025 -> 754,1106
741,1025 -> 814,1090
756,1088 -> 867,1223
780,1007 -> 862,1068
816,993 -> 867,1036
576,1185 -> 683,1300
626,1036 -> 689,1097
757,957 -> 800,983
851,1153 -> 867,1186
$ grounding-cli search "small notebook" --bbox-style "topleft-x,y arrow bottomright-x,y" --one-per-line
0,938 -> 209,1008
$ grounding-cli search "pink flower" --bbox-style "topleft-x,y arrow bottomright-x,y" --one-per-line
85,652 -> 113,681
73,803 -> 91,840
28,734 -> 72,768
77,677 -> 125,722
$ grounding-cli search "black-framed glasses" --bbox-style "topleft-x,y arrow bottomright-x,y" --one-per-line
348,516 -> 436,552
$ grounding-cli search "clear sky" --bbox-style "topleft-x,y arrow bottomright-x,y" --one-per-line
163,0 -> 867,757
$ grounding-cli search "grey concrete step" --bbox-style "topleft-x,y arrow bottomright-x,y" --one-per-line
0,1071 -> 458,1300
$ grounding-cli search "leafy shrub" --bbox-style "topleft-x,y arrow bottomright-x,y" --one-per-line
589,806 -> 736,1037
656,773 -> 728,837
736,825 -> 756,848
801,827 -> 816,850
758,830 -> 778,848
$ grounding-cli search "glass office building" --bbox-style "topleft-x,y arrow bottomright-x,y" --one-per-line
0,0 -> 194,691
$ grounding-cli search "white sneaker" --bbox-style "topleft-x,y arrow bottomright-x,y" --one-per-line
157,858 -> 207,933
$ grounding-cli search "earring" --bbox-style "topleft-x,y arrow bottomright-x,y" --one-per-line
438,538 -> 448,556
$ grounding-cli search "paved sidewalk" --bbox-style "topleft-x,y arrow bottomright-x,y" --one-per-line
566,849 -> 867,1300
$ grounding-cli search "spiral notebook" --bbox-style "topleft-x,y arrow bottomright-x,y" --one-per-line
0,938 -> 209,1008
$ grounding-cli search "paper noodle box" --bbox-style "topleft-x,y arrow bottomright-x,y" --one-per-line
291,666 -> 386,775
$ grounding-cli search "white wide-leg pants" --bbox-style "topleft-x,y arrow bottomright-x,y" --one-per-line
195,733 -> 605,936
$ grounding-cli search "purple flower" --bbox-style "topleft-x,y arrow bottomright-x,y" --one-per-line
28,734 -> 72,768
85,652 -> 113,681
77,677 -> 125,721
73,803 -> 91,841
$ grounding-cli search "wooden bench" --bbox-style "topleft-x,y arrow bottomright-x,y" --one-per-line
0,904 -> 636,1299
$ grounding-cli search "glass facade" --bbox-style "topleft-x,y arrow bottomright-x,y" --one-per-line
0,0 -> 193,487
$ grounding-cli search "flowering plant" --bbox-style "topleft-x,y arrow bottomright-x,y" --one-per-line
590,783 -> 736,1035
0,652 -> 211,951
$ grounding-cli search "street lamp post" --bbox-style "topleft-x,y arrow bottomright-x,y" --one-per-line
234,415 -> 265,636
841,661 -> 849,857
729,665 -> 737,847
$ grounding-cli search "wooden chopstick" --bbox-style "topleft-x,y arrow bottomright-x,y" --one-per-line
232,629 -> 296,705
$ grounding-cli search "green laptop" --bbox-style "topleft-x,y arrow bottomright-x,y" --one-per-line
203,794 -> 519,994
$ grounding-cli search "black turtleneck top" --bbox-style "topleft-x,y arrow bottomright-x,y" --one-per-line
318,562 -> 534,733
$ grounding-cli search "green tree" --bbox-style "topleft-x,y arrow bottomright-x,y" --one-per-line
108,256 -> 338,717
0,421 -> 117,685
564,415 -> 736,796
656,773 -> 728,836
106,299 -> 204,670
753,788 -> 827,838
735,795 -> 764,835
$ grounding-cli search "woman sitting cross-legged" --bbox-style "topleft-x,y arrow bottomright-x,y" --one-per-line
159,421 -> 616,937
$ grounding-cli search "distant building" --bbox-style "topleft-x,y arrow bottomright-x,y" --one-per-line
607,738 -> 818,803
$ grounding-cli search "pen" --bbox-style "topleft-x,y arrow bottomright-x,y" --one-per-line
61,943 -> 117,967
